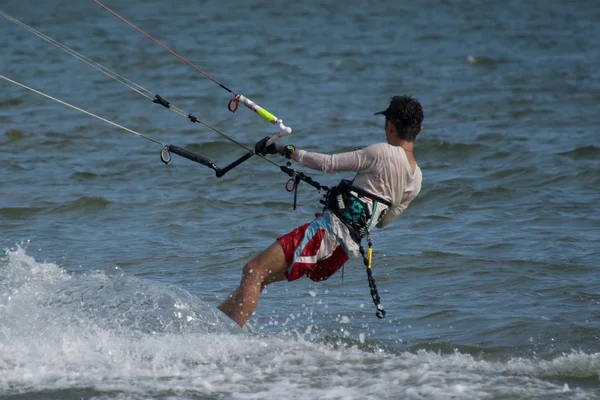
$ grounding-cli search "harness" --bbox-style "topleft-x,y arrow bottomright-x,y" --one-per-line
321,179 -> 393,318
322,179 -> 392,244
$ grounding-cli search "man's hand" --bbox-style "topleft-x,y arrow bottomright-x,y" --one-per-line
255,136 -> 296,159
279,144 -> 296,159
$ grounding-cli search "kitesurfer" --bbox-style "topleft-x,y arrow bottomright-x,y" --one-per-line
218,95 -> 424,327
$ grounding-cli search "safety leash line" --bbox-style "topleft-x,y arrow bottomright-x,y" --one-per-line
360,235 -> 386,319
0,9 -> 284,176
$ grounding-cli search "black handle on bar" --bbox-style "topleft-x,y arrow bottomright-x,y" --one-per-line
166,145 -> 219,172
163,145 -> 256,178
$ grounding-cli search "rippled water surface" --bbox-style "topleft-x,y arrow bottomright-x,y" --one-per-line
1,0 -> 599,399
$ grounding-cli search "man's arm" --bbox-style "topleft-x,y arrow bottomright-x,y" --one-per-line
254,137 -> 383,175
290,144 -> 383,175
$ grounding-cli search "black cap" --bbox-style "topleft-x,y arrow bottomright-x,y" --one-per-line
374,95 -> 424,127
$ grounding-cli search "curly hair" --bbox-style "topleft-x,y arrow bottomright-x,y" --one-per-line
382,95 -> 423,142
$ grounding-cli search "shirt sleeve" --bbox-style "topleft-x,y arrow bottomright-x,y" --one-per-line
296,143 -> 384,175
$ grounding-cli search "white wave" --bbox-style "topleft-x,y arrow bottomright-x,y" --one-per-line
1,246 -> 598,400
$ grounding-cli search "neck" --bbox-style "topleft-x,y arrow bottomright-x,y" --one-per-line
388,137 -> 414,152
399,142 -> 414,152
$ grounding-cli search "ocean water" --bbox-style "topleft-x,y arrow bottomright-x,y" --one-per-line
1,0 -> 599,399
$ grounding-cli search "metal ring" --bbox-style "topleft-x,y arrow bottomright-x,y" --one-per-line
285,177 -> 296,192
228,97 -> 239,113
160,147 -> 171,164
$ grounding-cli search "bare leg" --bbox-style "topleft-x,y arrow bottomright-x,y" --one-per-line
218,240 -> 288,327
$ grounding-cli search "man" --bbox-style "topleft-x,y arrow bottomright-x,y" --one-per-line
218,95 -> 424,327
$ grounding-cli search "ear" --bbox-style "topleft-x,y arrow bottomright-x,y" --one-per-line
415,125 -> 423,136
384,119 -> 390,133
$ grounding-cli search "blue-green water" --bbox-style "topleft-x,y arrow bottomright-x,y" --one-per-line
1,0 -> 599,399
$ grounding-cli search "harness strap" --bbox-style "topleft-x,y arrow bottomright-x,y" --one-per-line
338,179 -> 392,207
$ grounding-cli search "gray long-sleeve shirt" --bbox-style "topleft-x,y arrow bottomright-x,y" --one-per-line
296,142 -> 422,229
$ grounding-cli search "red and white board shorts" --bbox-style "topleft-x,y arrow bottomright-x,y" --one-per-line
277,212 -> 350,282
